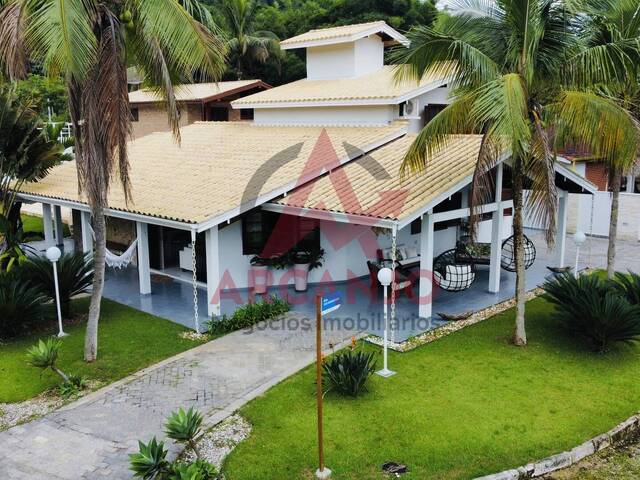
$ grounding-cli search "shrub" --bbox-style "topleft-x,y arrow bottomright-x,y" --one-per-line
542,273 -> 640,353
612,271 -> 640,305
169,460 -> 218,480
0,271 -> 46,338
165,407 -> 203,458
59,374 -> 87,399
322,348 -> 378,397
26,337 -> 70,383
22,252 -> 93,318
206,295 -> 290,334
129,437 -> 170,479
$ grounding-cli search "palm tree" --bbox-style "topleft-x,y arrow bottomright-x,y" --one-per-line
0,0 -> 226,361
217,0 -> 281,80
394,0 -> 640,345
574,0 -> 640,279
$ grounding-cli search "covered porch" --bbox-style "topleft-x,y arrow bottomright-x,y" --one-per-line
98,228 -> 568,341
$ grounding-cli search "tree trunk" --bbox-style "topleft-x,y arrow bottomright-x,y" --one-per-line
84,205 -> 105,362
51,366 -> 70,383
512,159 -> 527,346
607,169 -> 621,279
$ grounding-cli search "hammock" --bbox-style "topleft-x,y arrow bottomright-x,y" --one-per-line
86,224 -> 138,269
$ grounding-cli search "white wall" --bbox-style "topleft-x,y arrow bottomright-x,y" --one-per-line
306,37 -> 383,80
253,105 -> 396,126
568,192 -> 640,240
215,217 -> 460,290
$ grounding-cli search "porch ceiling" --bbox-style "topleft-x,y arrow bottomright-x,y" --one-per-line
16,122 -> 407,226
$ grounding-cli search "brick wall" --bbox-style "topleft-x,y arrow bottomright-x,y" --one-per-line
131,103 -> 202,139
584,162 -> 608,191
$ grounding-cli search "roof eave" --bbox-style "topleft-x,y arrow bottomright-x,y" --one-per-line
280,24 -> 409,50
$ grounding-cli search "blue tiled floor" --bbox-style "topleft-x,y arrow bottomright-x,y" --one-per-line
103,230 -> 562,342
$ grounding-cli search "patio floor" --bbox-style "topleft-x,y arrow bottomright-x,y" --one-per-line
102,229 -> 596,342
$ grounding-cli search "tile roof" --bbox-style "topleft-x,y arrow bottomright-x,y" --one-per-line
280,21 -> 408,49
232,66 -> 447,107
129,80 -> 268,104
17,122 -> 407,225
274,135 -> 484,222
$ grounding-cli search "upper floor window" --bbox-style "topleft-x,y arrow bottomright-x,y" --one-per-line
240,108 -> 254,121
131,107 -> 139,122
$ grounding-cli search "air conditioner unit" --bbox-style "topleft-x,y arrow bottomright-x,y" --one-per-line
400,98 -> 420,119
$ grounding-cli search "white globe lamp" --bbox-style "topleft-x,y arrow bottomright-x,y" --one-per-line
376,267 -> 396,378
46,246 -> 68,337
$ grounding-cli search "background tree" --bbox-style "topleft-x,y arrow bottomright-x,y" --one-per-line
0,87 -> 63,270
394,0 -> 640,345
572,0 -> 640,279
0,0 -> 226,361
216,0 -> 282,80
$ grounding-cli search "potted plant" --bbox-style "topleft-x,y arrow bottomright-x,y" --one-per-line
292,248 -> 324,292
250,256 -> 271,294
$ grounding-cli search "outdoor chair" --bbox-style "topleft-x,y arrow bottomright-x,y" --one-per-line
366,260 -> 414,298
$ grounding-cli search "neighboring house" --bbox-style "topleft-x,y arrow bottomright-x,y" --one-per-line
560,146 -> 640,240
16,21 -> 596,335
128,80 -> 271,138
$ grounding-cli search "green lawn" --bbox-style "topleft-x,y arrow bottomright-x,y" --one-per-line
223,298 -> 640,480
21,213 -> 70,237
0,298 -> 207,403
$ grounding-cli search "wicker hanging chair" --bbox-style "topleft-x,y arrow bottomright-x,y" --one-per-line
500,234 -> 536,272
432,248 -> 476,292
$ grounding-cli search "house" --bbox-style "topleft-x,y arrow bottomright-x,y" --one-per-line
128,80 -> 270,139
557,145 -> 640,240
16,21 -> 597,338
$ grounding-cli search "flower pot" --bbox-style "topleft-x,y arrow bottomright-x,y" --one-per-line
293,263 -> 310,292
252,265 -> 269,294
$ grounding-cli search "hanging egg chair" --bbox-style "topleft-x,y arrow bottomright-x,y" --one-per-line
433,248 -> 476,292
500,234 -> 536,272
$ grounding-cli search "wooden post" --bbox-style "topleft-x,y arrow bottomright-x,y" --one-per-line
316,295 -> 325,474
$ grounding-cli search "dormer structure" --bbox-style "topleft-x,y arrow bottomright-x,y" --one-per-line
280,21 -> 409,80
233,21 -> 452,131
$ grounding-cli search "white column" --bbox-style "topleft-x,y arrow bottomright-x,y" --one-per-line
627,172 -> 636,194
54,206 -> 64,246
489,163 -> 504,293
81,211 -> 93,255
205,225 -> 221,317
555,190 -> 568,267
419,211 -> 435,319
42,203 -> 55,248
136,222 -> 151,294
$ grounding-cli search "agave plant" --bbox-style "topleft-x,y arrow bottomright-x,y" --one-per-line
0,270 -> 46,338
165,407 -> 204,458
543,273 -> 640,353
168,460 -> 218,480
26,338 -> 70,383
22,252 -> 94,318
129,437 -> 170,479
322,349 -> 378,397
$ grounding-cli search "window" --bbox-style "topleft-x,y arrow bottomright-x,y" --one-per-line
240,108 -> 254,120
424,104 -> 447,125
131,107 -> 139,122
241,211 -> 320,255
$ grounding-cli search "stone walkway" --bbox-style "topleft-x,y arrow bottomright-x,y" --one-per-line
0,314 -> 354,479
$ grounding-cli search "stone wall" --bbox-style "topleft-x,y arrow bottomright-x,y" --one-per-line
106,217 -> 135,252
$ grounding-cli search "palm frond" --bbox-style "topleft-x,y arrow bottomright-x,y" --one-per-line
0,0 -> 28,79
551,90 -> 640,171
24,0 -> 97,80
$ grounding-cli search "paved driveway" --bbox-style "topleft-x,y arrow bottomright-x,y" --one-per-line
0,314 -> 355,479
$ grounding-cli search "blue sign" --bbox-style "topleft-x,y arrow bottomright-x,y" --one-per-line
321,292 -> 341,316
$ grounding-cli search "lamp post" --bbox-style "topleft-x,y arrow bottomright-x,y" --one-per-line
376,267 -> 396,378
573,231 -> 586,278
46,246 -> 68,337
